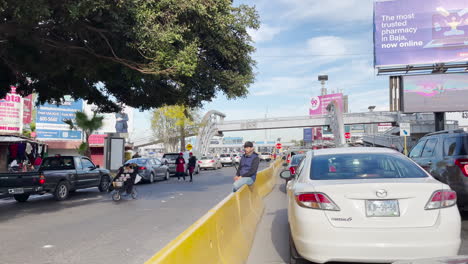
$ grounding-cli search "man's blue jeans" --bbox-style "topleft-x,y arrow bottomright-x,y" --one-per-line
233,177 -> 254,192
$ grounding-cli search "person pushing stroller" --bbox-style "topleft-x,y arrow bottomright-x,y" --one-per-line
112,163 -> 140,200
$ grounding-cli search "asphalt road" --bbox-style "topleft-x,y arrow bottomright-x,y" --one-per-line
0,162 -> 269,264
248,177 -> 468,264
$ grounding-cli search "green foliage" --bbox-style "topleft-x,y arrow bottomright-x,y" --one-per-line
151,105 -> 200,152
0,0 -> 259,112
64,111 -> 104,157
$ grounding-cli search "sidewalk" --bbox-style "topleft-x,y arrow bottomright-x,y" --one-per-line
247,177 -> 290,264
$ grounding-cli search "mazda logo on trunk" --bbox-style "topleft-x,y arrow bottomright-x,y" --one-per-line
376,190 -> 387,198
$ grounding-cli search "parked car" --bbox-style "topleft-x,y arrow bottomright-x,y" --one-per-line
281,147 -> 461,264
219,154 -> 234,167
162,152 -> 200,175
285,154 -> 306,176
409,129 -> 468,208
0,155 -> 111,202
233,153 -> 242,164
259,152 -> 272,162
198,156 -> 222,170
125,158 -> 170,183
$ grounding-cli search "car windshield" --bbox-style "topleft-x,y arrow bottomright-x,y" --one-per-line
41,157 -> 75,170
163,154 -> 179,160
290,154 -> 305,166
125,158 -> 147,165
310,153 -> 428,180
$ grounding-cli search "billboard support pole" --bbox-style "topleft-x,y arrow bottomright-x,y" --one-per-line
404,136 -> 408,156
434,112 -> 445,132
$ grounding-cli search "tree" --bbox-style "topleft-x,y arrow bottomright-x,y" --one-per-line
0,0 -> 259,112
151,105 -> 200,153
64,111 -> 104,157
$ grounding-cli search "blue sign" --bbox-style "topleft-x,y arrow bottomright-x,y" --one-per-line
36,130 -> 82,140
36,99 -> 83,140
303,128 -> 313,143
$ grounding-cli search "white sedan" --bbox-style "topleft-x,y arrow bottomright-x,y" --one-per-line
281,147 -> 461,264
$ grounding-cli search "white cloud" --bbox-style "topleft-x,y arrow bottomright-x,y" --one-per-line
278,0 -> 373,23
307,36 -> 347,56
248,24 -> 283,43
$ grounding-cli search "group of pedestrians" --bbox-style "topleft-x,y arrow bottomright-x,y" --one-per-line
175,152 -> 197,182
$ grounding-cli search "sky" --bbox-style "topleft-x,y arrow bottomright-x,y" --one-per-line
132,0 -> 390,144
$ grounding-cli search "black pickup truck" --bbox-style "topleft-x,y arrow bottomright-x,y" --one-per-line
0,156 -> 112,202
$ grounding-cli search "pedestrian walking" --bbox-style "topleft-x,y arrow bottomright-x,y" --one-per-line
233,141 -> 260,192
188,152 -> 197,182
175,152 -> 186,181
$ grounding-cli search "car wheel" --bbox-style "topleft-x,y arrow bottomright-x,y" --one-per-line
54,181 -> 70,201
150,173 -> 155,183
165,170 -> 170,181
98,175 -> 111,192
222,164 -> 224,167
13,193 -> 30,202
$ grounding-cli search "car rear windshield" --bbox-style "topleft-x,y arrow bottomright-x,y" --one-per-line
261,153 -> 270,155
459,136 -> 468,155
126,158 -> 147,165
220,154 -> 230,157
41,157 -> 75,170
310,153 -> 428,180
202,156 -> 214,160
291,154 -> 305,166
163,154 -> 179,160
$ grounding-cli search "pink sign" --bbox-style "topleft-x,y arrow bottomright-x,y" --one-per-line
23,94 -> 33,124
0,86 -> 23,134
309,93 -> 343,116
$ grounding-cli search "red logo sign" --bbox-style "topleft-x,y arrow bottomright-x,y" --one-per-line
276,143 -> 282,149
344,132 -> 351,139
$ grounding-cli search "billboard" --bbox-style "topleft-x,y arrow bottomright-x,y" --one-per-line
0,87 -> 23,134
303,128 -> 313,143
22,94 -> 33,125
36,99 -> 84,140
309,93 -> 344,116
374,0 -> 468,67
402,73 -> 468,112
83,104 -> 134,137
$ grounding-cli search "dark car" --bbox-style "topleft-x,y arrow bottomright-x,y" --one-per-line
409,129 -> 468,207
125,158 -> 170,183
0,156 -> 111,202
162,153 -> 200,175
287,154 -> 306,175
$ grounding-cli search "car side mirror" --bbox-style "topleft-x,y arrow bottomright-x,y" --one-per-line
96,165 -> 100,168
280,170 -> 294,180
283,163 -> 288,167
282,156 -> 286,160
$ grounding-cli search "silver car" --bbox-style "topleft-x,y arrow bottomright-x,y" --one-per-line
124,158 -> 170,183
220,154 -> 234,167
198,156 -> 222,170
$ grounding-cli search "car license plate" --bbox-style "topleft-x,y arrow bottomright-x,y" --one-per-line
8,188 -> 24,194
366,200 -> 400,217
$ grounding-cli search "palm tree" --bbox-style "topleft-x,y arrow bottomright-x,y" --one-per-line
64,111 -> 104,157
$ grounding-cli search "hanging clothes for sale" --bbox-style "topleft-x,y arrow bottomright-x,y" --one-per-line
25,143 -> 33,155
17,143 -> 26,161
8,144 -> 19,159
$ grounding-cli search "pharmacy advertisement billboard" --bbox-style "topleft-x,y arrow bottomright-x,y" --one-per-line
374,0 -> 468,67
309,93 -> 343,116
36,99 -> 83,140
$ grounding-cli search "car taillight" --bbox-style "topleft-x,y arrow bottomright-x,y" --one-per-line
289,166 -> 296,175
295,193 -> 340,211
425,190 -> 457,210
210,160 -> 215,163
198,161 -> 202,164
139,166 -> 146,170
455,159 -> 468,177
39,175 -> 46,185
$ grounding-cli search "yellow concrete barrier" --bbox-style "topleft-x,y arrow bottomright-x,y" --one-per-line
145,160 -> 281,264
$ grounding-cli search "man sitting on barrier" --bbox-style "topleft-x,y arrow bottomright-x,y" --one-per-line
233,141 -> 260,192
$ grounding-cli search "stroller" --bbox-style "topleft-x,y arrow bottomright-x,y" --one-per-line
111,166 -> 142,201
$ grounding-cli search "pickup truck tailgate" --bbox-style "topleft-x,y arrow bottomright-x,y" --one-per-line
0,172 -> 42,188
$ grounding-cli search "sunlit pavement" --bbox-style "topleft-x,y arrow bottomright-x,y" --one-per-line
0,163 -> 269,264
